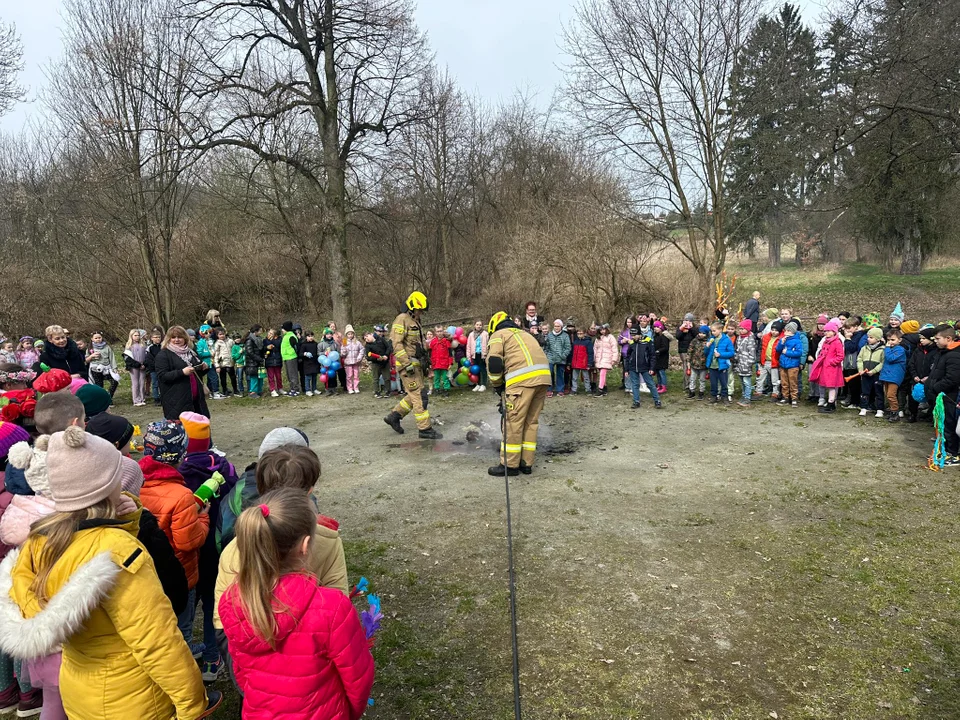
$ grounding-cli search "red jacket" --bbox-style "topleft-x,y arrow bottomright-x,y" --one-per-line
138,456 -> 209,588
760,334 -> 781,368
430,336 -> 452,370
220,573 -> 375,720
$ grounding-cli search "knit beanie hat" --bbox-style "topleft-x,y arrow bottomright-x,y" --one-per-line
698,325 -> 710,335
900,320 -> 920,334
86,412 -> 135,451
345,324 -> 355,335
75,383 -> 112,418
120,457 -> 145,496
32,369 -> 71,394
258,427 -> 309,458
771,320 -> 785,332
143,420 -> 188,465
739,319 -> 752,331
46,426 -> 123,512
816,314 -> 829,325
653,321 -> 664,330
920,325 -> 938,339
179,411 -> 211,454
8,435 -> 49,496
824,320 -> 841,333
763,308 -> 779,321
683,313 -> 695,322
0,421 -> 30,462
785,322 -> 798,334
282,321 -> 294,332
867,327 -> 884,341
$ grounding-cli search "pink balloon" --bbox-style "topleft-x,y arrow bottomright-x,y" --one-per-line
469,373 -> 479,384
69,378 -> 88,394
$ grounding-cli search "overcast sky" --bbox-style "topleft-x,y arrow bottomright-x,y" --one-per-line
0,0 -> 823,133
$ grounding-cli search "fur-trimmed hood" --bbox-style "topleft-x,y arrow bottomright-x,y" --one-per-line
0,548 -> 120,659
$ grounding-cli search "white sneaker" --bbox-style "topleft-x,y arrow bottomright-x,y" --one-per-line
472,385 -> 479,392
859,408 -> 868,416
479,385 -> 486,392
898,411 -> 904,418
306,391 -> 313,397
213,393 -> 226,400
271,390 -> 278,398
875,410 -> 884,418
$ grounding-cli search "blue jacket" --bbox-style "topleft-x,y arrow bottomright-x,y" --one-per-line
879,345 -> 907,385
704,334 -> 735,371
777,334 -> 805,369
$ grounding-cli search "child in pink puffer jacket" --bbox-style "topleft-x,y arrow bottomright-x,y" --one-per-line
341,326 -> 365,395
593,324 -> 619,396
219,488 -> 374,720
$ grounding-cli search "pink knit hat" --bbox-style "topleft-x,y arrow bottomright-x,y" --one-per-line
46,425 -> 123,512
824,320 -> 841,333
816,314 -> 829,325
739,319 -> 753,331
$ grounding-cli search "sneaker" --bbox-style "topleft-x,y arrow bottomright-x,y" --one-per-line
726,397 -> 733,404
710,397 -> 719,404
374,393 -> 383,399
777,398 -> 787,405
471,385 -> 480,392
305,390 -> 313,397
791,401 -> 798,407
16,688 -> 41,718
899,411 -> 904,418
202,657 -> 223,683
0,682 -> 19,714
859,408 -> 868,416
190,641 -> 206,660
479,385 -> 486,392
887,414 -> 900,423
737,400 -> 751,408
546,391 -> 554,398
875,410 -> 884,418
271,390 -> 279,398
943,456 -> 960,467
655,401 -> 663,409
631,401 -> 640,409
212,393 -> 226,400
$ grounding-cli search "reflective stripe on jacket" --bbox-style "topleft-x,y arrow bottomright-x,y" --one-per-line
488,328 -> 551,389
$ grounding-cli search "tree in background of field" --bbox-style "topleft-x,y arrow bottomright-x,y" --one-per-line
0,22 -> 23,118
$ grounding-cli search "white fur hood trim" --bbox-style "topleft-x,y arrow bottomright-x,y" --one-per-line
0,548 -> 121,659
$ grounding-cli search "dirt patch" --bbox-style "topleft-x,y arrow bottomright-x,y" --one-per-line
121,380 -> 960,719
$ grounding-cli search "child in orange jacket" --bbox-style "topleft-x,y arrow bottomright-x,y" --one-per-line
138,419 -> 210,657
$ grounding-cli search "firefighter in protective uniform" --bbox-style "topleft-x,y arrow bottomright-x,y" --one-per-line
486,311 -> 551,476
383,292 -> 443,439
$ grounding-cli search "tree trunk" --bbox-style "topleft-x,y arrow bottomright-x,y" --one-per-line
304,266 -> 318,316
768,234 -> 781,267
440,222 -> 453,307
899,228 -> 923,275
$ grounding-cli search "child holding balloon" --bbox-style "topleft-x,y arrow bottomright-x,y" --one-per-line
450,327 -> 468,387
318,329 -> 341,396
299,330 -> 321,396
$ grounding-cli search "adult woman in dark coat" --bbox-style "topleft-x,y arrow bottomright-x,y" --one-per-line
154,325 -> 211,420
34,324 -> 86,376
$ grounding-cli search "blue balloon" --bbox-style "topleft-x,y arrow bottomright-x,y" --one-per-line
319,355 -> 331,368
446,325 -> 457,336
329,351 -> 340,363
912,382 -> 926,403
470,364 -> 481,375
331,361 -> 341,372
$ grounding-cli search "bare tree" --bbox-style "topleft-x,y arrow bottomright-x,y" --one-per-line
187,0 -> 432,328
49,0 -> 207,327
564,0 -> 762,309
0,22 -> 24,117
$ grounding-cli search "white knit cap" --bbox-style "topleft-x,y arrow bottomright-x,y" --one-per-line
8,436 -> 51,498
46,426 -> 123,512
258,427 -> 309,459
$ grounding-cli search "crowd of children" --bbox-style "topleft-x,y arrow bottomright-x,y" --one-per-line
0,369 -> 376,719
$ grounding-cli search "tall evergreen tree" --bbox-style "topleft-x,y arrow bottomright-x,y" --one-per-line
727,4 -> 822,266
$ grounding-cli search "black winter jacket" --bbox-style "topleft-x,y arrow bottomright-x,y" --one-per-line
653,333 -> 671,371
365,337 -> 391,364
138,508 -> 188,616
299,340 -> 321,375
34,338 -> 85,375
676,327 -> 696,354
244,334 -> 264,369
154,347 -> 210,421
262,338 -> 283,368
925,343 -> 960,401
908,344 -> 939,383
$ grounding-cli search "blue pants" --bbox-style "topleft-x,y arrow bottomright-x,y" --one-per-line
656,369 -> 668,387
150,371 -> 160,400
305,374 -> 317,393
709,368 -> 728,398
178,588 -> 219,664
739,374 -> 753,401
629,369 -> 660,404
550,364 -> 566,393
206,366 -> 219,394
